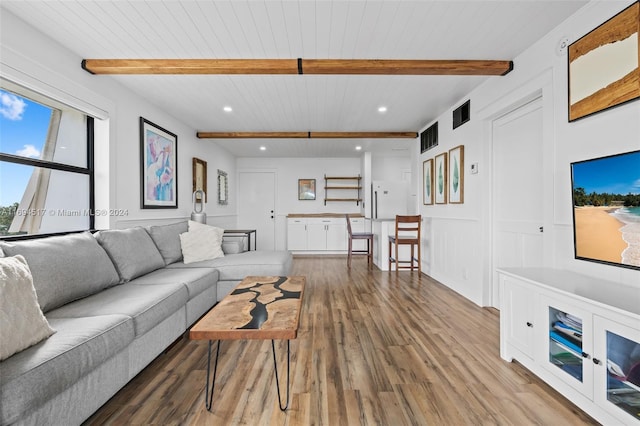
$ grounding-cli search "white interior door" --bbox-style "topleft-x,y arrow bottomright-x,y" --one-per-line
237,171 -> 276,251
492,97 -> 545,307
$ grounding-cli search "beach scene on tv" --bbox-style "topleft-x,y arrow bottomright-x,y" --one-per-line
572,150 -> 640,269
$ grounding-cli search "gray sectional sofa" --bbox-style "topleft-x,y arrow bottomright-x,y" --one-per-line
0,221 -> 292,426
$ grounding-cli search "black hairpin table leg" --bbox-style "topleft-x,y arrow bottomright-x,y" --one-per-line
271,339 -> 290,411
205,340 -> 221,411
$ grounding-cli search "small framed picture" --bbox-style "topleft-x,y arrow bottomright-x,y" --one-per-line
298,179 -> 316,200
423,158 -> 434,205
434,152 -> 448,204
192,157 -> 207,202
448,145 -> 464,204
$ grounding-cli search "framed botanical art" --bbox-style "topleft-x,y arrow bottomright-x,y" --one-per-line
218,169 -> 228,205
568,2 -> 639,121
434,152 -> 448,204
140,117 -> 177,209
448,145 -> 464,204
298,179 -> 316,200
422,159 -> 434,205
192,157 -> 207,202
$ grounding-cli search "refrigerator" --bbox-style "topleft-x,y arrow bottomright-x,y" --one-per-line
370,180 -> 410,219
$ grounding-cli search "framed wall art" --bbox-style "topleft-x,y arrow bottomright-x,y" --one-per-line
568,2 -> 639,121
423,159 -> 434,205
192,157 -> 207,202
298,179 -> 316,200
218,170 -> 228,205
448,145 -> 464,204
434,152 -> 448,204
140,117 -> 177,209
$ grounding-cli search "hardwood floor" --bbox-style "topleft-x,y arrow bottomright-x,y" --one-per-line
84,256 -> 598,425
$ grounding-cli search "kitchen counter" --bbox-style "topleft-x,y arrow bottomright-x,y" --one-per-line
287,213 -> 364,218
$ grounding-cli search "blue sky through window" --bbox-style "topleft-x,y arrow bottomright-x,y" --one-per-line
0,90 -> 52,206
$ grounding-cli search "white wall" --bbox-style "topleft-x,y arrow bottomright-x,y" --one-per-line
418,0 -> 640,306
0,10 -> 237,230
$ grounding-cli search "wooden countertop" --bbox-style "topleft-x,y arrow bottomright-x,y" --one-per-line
287,213 -> 365,218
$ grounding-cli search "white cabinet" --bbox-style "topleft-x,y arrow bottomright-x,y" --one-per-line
499,274 -> 536,363
540,293 -> 594,399
287,217 -> 348,252
499,268 -> 640,425
287,218 -> 308,251
593,316 -> 640,424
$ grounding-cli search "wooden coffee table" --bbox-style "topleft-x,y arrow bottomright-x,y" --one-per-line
189,275 -> 305,411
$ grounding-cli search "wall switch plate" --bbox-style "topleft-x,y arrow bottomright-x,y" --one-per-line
470,163 -> 479,174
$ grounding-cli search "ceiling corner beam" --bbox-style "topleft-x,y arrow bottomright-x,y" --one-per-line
82,58 -> 513,76
196,131 -> 418,139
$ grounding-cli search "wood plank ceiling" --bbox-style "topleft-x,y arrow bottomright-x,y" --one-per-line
1,1 -> 589,157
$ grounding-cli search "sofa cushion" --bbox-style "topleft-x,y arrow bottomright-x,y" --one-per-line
96,227 -> 165,282
130,267 -> 218,299
146,221 -> 188,265
0,255 -> 56,361
0,314 -> 134,425
0,232 -> 120,313
47,282 -> 188,336
167,250 -> 293,281
179,221 -> 225,264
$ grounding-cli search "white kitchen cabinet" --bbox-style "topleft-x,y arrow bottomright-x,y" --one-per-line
287,216 -> 349,252
286,218 -> 308,251
499,268 -> 640,425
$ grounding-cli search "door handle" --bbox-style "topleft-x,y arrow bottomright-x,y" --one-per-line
539,226 -> 544,233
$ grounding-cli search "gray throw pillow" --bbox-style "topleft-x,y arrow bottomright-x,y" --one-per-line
0,232 -> 120,313
146,221 -> 188,265
96,227 -> 165,282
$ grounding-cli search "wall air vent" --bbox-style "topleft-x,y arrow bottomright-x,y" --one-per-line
453,99 -> 471,129
420,122 -> 438,153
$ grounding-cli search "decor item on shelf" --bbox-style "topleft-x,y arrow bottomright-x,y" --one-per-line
191,190 -> 206,224
434,152 -> 448,204
324,175 -> 362,205
448,145 -> 464,204
298,179 -> 316,200
423,158 -> 434,205
217,170 -> 228,205
568,2 -> 639,121
140,117 -> 178,209
192,157 -> 207,202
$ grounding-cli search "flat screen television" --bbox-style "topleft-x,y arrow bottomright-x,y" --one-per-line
571,150 -> 640,270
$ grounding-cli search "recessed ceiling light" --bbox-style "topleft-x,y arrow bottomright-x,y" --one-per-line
260,146 -> 266,151
355,146 -> 362,150
378,106 -> 387,113
223,106 -> 233,112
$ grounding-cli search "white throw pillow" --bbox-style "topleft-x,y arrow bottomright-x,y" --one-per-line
179,221 -> 225,264
0,255 -> 56,361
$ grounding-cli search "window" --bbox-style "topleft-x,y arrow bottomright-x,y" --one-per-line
0,81 -> 94,237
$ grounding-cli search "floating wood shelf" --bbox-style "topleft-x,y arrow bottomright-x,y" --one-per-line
324,175 -> 362,206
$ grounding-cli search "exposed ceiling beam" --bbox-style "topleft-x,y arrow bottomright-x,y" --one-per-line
196,131 -> 418,139
82,58 -> 513,76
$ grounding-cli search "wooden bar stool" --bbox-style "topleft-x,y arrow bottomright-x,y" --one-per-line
346,215 -> 373,268
388,215 -> 421,273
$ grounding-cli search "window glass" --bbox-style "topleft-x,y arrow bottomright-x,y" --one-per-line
0,82 -> 93,237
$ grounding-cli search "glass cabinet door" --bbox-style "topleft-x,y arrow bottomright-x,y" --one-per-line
594,316 -> 640,424
540,295 -> 593,398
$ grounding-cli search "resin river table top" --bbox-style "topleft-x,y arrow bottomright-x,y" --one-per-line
189,275 -> 305,341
